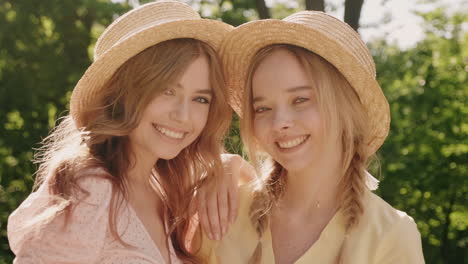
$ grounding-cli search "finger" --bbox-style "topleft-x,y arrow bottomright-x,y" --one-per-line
228,174 -> 240,224
217,185 -> 229,236
207,192 -> 222,240
197,191 -> 213,240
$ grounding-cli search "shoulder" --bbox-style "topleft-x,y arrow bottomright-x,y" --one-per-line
198,183 -> 260,263
209,183 -> 257,238
363,191 -> 416,229
73,168 -> 114,203
9,166 -> 113,220
237,182 -> 257,217
60,167 -> 115,224
7,167 -> 115,261
226,182 -> 259,240
349,191 -> 424,263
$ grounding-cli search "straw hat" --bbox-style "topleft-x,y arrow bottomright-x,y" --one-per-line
220,11 -> 390,155
70,0 -> 232,128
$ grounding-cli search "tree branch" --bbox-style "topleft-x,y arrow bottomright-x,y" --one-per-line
305,0 -> 325,11
256,0 -> 270,19
344,0 -> 364,31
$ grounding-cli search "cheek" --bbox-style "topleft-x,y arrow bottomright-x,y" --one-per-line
300,108 -> 324,143
299,106 -> 321,126
192,105 -> 210,132
145,97 -> 170,119
253,117 -> 270,146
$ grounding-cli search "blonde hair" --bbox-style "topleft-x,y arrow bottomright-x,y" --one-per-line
33,38 -> 232,264
240,44 -> 373,263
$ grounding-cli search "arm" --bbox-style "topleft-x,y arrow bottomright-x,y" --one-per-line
8,176 -> 112,264
196,154 -> 256,241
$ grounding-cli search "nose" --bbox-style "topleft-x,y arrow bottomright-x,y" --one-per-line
272,108 -> 293,133
169,99 -> 190,124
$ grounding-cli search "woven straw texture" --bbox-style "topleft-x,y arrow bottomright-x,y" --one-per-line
220,11 -> 390,155
70,0 -> 233,127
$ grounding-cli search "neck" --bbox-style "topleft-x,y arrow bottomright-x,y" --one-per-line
278,156 -> 342,216
126,146 -> 165,216
278,137 -> 345,216
127,146 -> 159,189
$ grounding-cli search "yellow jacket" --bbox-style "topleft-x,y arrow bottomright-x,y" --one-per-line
198,185 -> 425,264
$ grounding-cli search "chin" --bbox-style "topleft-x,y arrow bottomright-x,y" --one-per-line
156,150 -> 183,161
276,158 -> 311,173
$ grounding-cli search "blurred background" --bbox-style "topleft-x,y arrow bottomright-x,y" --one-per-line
0,0 -> 466,263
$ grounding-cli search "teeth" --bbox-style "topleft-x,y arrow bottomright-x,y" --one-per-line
278,136 -> 308,149
155,125 -> 185,139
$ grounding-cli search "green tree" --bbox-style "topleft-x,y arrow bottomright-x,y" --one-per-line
257,0 -> 364,31
0,1 -> 128,262
1,1 -> 466,263
372,9 -> 468,264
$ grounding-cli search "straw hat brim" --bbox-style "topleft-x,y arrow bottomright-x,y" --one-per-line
220,19 -> 390,155
70,19 -> 233,128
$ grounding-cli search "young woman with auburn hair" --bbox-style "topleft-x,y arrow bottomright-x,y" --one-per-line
198,11 -> 425,264
8,1 -> 234,263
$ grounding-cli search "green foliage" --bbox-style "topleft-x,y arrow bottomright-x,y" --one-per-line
224,114 -> 244,156
371,8 -> 468,263
199,0 -> 257,25
0,1 -> 466,264
0,0 -> 128,261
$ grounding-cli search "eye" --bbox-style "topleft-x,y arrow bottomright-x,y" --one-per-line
293,97 -> 309,104
254,106 -> 270,113
164,88 -> 175,96
194,96 -> 210,104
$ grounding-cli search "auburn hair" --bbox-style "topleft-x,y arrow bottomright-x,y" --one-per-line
240,44 -> 374,263
33,38 -> 232,264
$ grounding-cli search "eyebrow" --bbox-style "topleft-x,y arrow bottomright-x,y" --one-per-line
196,89 -> 213,95
175,83 -> 213,95
253,85 -> 313,103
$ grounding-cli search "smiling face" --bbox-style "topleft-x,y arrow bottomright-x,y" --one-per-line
251,48 -> 330,173
128,55 -> 212,161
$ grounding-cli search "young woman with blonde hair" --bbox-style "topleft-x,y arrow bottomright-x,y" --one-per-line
8,1 -> 234,263
198,11 -> 425,263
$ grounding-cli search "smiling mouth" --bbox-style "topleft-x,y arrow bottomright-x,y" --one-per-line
276,135 -> 310,149
152,124 -> 186,140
